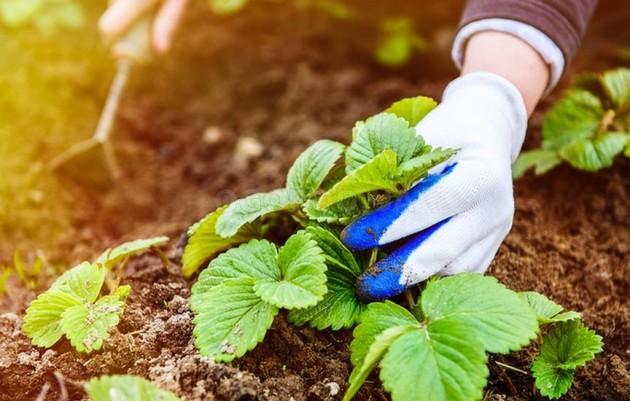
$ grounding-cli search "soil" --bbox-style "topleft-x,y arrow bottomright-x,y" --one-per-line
1,1 -> 629,400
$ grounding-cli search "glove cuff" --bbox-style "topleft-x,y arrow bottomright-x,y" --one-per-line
442,72 -> 527,162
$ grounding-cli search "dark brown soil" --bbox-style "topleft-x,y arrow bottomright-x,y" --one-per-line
1,1 -> 628,400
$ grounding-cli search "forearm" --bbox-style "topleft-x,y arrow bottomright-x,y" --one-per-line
454,0 -> 598,116
461,31 -> 548,116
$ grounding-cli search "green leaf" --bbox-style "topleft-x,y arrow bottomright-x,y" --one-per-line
345,113 -> 422,173
373,18 -> 426,67
60,286 -> 130,353
0,0 -> 42,26
286,140 -> 345,200
190,239 -> 279,306
22,290 -> 82,347
375,34 -> 413,67
512,149 -> 562,179
302,198 -> 361,225
379,320 -> 488,401
209,0 -> 248,14
385,96 -> 437,126
532,320 -> 603,399
288,263 -> 365,330
350,301 -> 418,369
531,360 -> 574,399
287,226 -> 364,330
95,236 -> 169,269
421,273 -> 538,353
191,279 -> 278,362
254,231 -> 327,309
393,147 -> 457,186
559,132 -> 629,171
51,262 -> 106,303
216,188 -> 302,237
85,375 -> 180,401
182,207 -> 260,277
319,150 -> 398,208
519,292 -> 581,325
535,320 -> 603,370
343,325 -> 418,401
601,67 -> 630,111
542,90 -> 603,149
305,226 -> 361,276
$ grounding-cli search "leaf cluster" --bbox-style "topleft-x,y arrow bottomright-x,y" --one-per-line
183,96 -> 454,275
22,237 -> 168,353
514,67 -> 630,177
189,231 -> 328,361
344,274 -> 539,401
521,292 -> 603,399
0,0 -> 84,33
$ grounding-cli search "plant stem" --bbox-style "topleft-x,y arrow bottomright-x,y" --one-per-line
495,361 -> 528,375
359,194 -> 370,210
597,109 -> 616,134
368,248 -> 378,267
405,289 -> 416,310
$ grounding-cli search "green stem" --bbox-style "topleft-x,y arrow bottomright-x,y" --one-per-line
404,289 -> 416,310
358,194 -> 370,210
368,248 -> 378,267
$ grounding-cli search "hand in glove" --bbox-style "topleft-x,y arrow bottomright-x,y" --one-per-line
343,72 -> 528,301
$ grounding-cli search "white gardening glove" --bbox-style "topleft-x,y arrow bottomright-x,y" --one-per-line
341,72 -> 527,301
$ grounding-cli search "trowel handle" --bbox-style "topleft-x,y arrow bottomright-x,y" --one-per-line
108,0 -> 154,64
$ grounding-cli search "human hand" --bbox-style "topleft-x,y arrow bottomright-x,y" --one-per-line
342,72 -> 528,301
99,0 -> 188,56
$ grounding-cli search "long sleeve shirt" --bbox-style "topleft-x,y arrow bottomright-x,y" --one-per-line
453,0 -> 599,91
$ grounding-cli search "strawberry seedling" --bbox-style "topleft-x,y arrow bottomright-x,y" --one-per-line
22,236 -> 168,353
514,67 -> 630,177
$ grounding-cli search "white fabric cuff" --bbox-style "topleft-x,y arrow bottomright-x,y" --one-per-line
451,18 -> 565,95
443,72 -> 528,162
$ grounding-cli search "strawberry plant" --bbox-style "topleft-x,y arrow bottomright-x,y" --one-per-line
22,236 -> 168,352
514,67 -> 630,177
185,95 -> 601,400
521,292 -> 603,399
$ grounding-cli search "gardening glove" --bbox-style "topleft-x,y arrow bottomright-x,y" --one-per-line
343,72 -> 528,301
99,0 -> 188,55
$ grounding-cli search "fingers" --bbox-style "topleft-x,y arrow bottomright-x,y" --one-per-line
100,0 -> 160,42
355,208 -> 512,302
342,160 -> 507,250
153,0 -> 188,53
355,218 -> 450,302
438,222 -> 511,276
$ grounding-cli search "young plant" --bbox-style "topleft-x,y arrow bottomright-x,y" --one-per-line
0,0 -> 84,33
85,375 -> 180,401
521,292 -> 603,399
514,67 -> 630,177
185,96 -> 455,358
22,236 -> 168,353
182,95 -> 451,277
374,17 -> 427,67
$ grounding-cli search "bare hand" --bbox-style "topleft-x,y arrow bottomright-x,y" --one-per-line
99,0 -> 189,55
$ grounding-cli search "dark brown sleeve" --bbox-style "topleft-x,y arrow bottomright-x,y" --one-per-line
460,0 -> 598,63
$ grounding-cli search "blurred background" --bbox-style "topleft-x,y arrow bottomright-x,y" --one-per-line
0,0 -> 628,288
